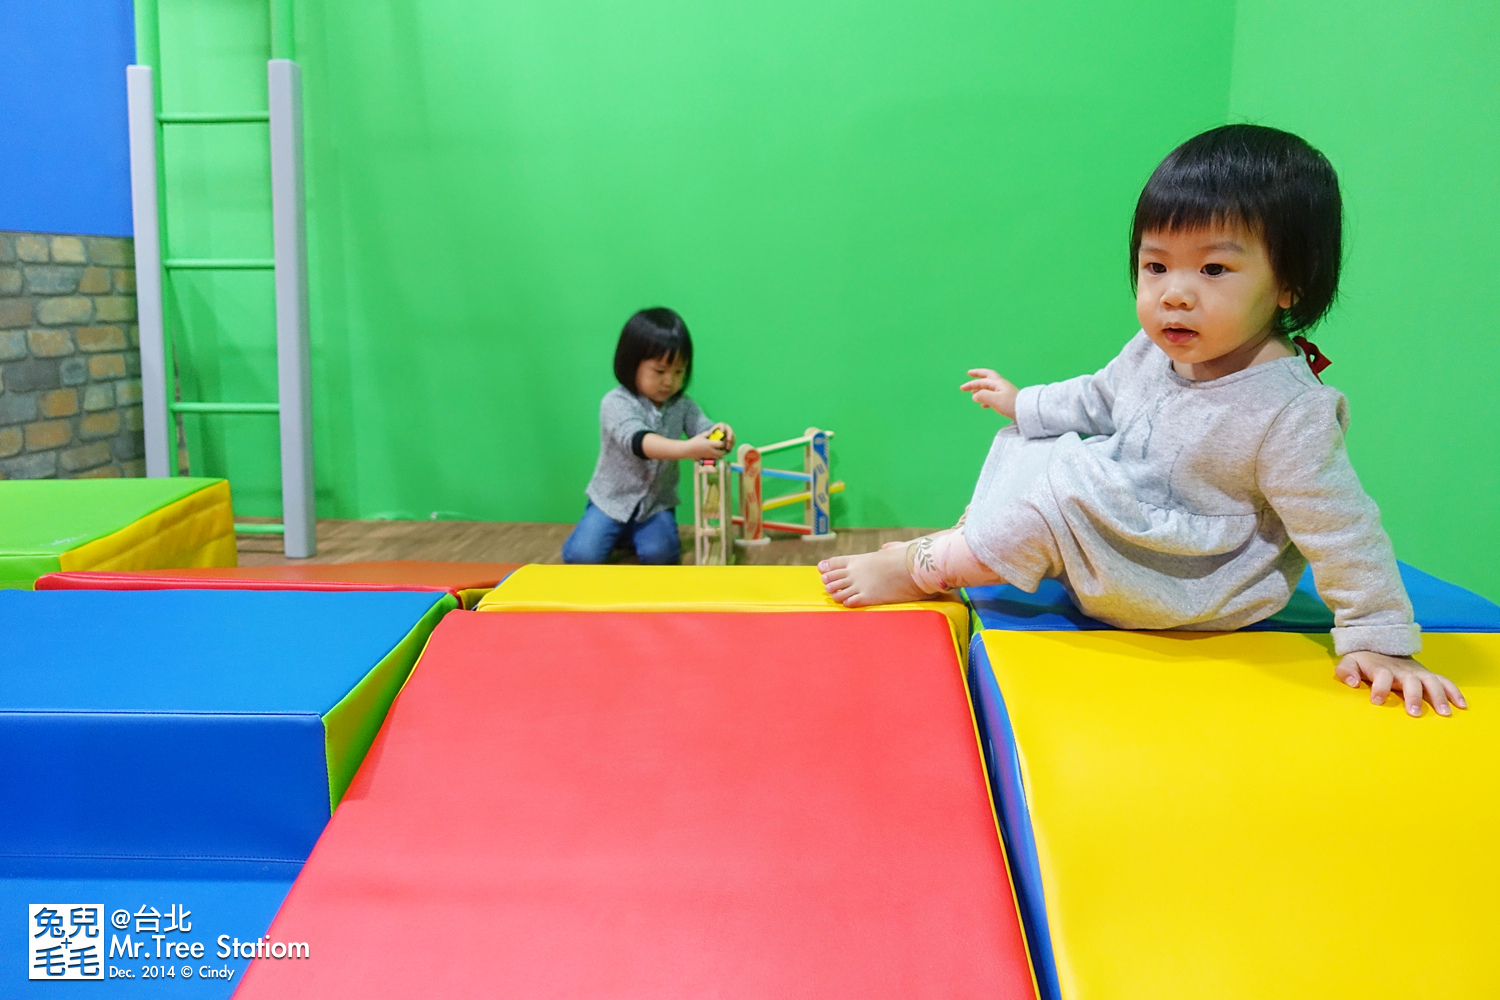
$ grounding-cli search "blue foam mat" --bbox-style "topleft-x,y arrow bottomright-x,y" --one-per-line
2,858 -> 297,996
2,713 -> 329,863
965,562 -> 1500,635
966,634 -> 1059,1000
0,589 -> 449,864
0,589 -> 447,712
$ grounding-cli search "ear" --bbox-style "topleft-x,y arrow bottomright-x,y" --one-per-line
1278,287 -> 1297,310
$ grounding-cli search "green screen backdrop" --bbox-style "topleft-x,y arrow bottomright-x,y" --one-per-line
153,0 -> 1498,599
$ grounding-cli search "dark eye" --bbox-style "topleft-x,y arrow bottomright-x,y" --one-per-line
1203,263 -> 1226,276
1144,262 -> 1166,274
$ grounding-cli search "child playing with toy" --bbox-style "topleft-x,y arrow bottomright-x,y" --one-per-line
563,307 -> 734,565
820,124 -> 1465,718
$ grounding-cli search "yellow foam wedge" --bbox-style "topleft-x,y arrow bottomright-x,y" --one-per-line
478,564 -> 969,661
58,479 -> 236,573
980,629 -> 1500,1000
1,477 -> 235,588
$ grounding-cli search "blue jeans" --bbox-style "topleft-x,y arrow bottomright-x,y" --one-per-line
561,502 -> 682,565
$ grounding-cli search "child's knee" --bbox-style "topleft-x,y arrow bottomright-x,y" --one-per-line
636,535 -> 681,564
634,516 -> 682,565
562,530 -> 610,564
562,512 -> 619,564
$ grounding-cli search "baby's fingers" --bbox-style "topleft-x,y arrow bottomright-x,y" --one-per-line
1335,657 -> 1363,689
1419,673 -> 1453,717
1368,666 -> 1395,707
1442,675 -> 1468,710
1398,675 -> 1425,717
967,368 -> 1001,380
1336,664 -> 1364,689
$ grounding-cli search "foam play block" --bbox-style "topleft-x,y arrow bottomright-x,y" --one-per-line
0,478 -> 236,589
1,858 -> 297,995
34,560 -> 521,609
0,589 -> 455,865
233,611 -> 1037,999
477,563 -> 970,658
971,629 -> 1500,1000
965,561 -> 1500,634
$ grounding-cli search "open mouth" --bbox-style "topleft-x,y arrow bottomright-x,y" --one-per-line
1161,326 -> 1198,345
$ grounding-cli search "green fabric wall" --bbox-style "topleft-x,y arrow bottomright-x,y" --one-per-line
1228,1 -> 1500,600
156,0 -> 1233,521
155,0 -> 1496,599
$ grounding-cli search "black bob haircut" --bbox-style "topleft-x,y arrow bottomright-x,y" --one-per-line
1131,124 -> 1343,335
614,307 -> 694,395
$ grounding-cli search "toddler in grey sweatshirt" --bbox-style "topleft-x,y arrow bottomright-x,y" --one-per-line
820,124 -> 1464,717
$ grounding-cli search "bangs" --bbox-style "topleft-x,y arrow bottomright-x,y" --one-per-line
1133,181 -> 1261,242
639,336 -> 688,366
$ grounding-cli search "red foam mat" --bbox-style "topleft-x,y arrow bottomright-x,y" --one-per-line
235,611 -> 1036,998
35,560 -> 520,597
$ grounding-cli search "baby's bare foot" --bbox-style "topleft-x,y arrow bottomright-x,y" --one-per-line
819,546 -> 931,607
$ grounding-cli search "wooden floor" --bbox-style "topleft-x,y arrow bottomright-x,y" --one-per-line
235,519 -> 939,568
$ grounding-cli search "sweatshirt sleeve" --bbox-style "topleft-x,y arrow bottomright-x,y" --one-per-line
1258,389 -> 1420,656
681,397 -> 714,437
1013,351 -> 1123,440
601,390 -> 652,453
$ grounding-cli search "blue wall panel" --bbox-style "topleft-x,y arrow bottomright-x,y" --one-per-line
0,0 -> 135,236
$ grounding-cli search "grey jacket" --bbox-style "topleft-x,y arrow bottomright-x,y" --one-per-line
963,332 -> 1419,656
584,386 -> 714,523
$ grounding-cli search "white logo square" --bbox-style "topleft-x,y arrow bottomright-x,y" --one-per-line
28,904 -> 105,980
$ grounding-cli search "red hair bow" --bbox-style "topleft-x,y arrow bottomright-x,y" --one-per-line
1292,336 -> 1331,381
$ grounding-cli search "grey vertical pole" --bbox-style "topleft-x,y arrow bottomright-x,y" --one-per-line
268,59 -> 316,557
126,65 -> 172,478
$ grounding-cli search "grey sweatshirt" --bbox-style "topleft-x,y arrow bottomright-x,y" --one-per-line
584,386 -> 714,523
963,331 -> 1419,656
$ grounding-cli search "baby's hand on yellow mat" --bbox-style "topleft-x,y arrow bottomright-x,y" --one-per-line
1335,651 -> 1466,717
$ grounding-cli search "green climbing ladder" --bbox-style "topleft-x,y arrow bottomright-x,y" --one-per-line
126,0 -> 315,556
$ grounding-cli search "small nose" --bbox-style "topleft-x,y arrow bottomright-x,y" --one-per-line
1161,280 -> 1193,310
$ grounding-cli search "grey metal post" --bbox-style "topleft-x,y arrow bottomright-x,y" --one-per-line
268,59 -> 316,557
126,65 -> 172,478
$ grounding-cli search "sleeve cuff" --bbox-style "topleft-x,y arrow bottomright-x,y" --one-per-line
1013,384 -> 1047,438
1331,623 -> 1423,657
630,429 -> 651,459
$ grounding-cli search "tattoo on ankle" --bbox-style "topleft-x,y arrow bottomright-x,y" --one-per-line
908,536 -> 941,592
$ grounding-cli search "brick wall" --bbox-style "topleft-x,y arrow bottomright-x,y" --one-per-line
0,231 -> 145,479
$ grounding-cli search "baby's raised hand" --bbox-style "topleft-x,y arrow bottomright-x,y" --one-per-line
1335,651 -> 1467,717
961,369 -> 1020,419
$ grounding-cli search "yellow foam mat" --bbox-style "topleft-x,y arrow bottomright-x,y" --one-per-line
457,587 -> 492,610
58,479 -> 237,573
478,564 -> 969,661
981,629 -> 1500,999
